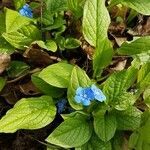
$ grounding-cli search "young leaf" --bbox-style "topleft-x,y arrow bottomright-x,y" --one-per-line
67,66 -> 91,110
39,62 -> 74,88
64,38 -> 81,49
110,0 -> 150,15
31,73 -> 64,98
118,36 -> 150,55
33,40 -> 57,52
82,0 -> 113,77
0,96 -> 56,133
67,0 -> 85,19
76,133 -> 111,150
46,115 -> 92,148
115,107 -> 142,131
13,0 -> 26,10
5,8 -> 32,33
44,0 -> 67,14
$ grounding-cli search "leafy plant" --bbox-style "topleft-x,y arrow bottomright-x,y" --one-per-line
0,0 -> 150,149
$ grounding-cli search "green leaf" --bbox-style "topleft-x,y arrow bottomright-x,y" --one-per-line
111,92 -> 136,111
67,66 -> 91,110
46,115 -> 92,148
39,62 -> 73,88
144,88 -> 150,108
115,107 -> 142,130
0,37 -> 15,54
0,77 -> 6,92
110,0 -> 150,15
76,133 -> 111,150
82,0 -> 112,77
33,40 -> 57,52
64,38 -> 81,49
0,13 -> 6,34
93,111 -> 117,142
13,0 -> 25,10
103,66 -> 138,103
44,0 -> 67,14
67,0 -> 85,19
31,73 -> 64,98
5,8 -> 32,33
83,0 -> 110,46
129,111 -> 150,149
0,96 -> 56,133
7,61 -> 30,78
137,63 -> 150,90
2,25 -> 41,50
93,38 -> 113,78
118,37 -> 150,55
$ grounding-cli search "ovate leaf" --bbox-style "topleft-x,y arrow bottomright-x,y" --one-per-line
5,8 -> 32,33
76,133 -> 111,150
83,0 -> 110,46
110,0 -> 150,15
118,37 -> 150,55
39,62 -> 73,88
115,107 -> 142,130
31,73 -> 64,98
93,111 -> 117,142
0,96 -> 56,133
46,115 -> 92,148
67,66 -> 91,110
83,0 -> 112,77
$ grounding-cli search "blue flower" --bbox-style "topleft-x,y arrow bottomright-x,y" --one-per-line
91,84 -> 106,102
74,84 -> 106,106
56,99 -> 67,114
75,87 -> 94,106
19,4 -> 33,18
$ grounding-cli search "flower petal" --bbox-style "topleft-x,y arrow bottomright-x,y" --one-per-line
74,95 -> 82,103
82,99 -> 91,106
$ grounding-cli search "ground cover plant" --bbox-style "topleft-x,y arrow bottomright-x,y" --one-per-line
0,0 -> 150,149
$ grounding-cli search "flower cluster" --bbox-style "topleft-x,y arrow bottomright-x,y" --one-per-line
19,4 -> 33,18
56,99 -> 67,114
74,84 -> 106,106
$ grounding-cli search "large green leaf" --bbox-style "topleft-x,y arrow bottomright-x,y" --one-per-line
115,107 -> 142,131
39,62 -> 73,88
118,37 -> 150,55
46,115 -> 92,148
2,25 -> 41,50
0,96 -> 56,133
76,133 -> 111,150
103,66 -> 138,103
67,66 -> 91,110
83,0 -> 110,46
93,110 -> 117,142
31,73 -> 64,98
5,8 -> 32,33
110,0 -> 150,15
82,0 -> 112,77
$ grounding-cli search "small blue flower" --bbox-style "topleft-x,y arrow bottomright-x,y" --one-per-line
74,84 -> 106,106
91,84 -> 106,102
74,87 -> 94,106
56,99 -> 67,114
19,4 -> 33,18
